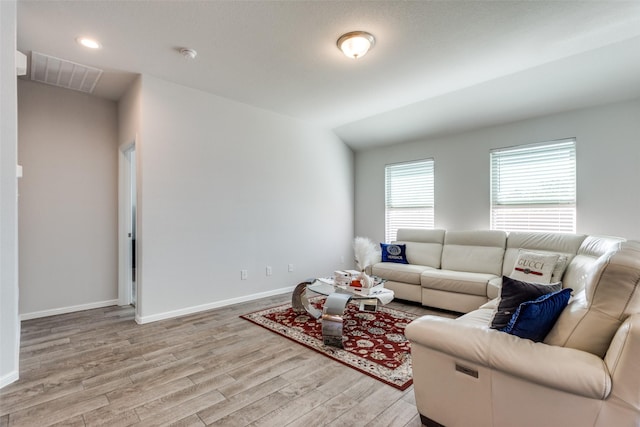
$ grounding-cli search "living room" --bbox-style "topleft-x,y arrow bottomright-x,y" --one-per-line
2,1 -> 640,424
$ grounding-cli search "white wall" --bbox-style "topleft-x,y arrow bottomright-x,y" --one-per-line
356,98 -> 640,243
0,0 -> 20,388
118,76 -> 141,149
18,80 -> 119,318
136,76 -> 354,322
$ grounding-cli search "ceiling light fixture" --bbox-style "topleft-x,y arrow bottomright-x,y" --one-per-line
337,31 -> 375,59
180,48 -> 197,60
76,37 -> 102,50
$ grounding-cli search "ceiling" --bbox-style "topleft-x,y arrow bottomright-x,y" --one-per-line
16,1 -> 640,150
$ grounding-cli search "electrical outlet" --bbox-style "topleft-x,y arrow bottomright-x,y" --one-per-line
241,269 -> 248,280
288,264 -> 294,272
266,266 -> 272,276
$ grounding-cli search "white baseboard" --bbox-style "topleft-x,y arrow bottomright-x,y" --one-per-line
136,285 -> 296,324
19,287 -> 296,324
0,370 -> 19,389
20,299 -> 119,321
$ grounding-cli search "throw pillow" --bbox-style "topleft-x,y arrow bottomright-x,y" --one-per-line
551,254 -> 569,283
490,276 -> 562,330
501,288 -> 572,342
380,243 -> 409,264
510,250 -> 560,284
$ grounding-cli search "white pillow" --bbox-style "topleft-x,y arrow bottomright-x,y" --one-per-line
551,254 -> 569,283
510,250 -> 560,284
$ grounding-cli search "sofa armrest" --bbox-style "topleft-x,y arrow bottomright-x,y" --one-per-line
604,314 -> 640,410
406,315 -> 611,399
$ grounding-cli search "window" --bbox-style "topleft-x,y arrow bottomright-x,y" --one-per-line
490,139 -> 576,233
385,159 -> 434,242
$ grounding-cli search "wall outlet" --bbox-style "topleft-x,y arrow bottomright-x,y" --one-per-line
288,264 -> 294,272
266,266 -> 272,276
241,269 -> 248,280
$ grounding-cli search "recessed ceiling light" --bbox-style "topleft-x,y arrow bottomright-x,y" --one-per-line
76,37 -> 102,50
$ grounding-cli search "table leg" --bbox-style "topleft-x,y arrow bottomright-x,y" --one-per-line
322,292 -> 352,348
291,280 -> 321,319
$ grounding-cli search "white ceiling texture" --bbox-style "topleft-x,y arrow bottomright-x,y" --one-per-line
16,1 -> 640,150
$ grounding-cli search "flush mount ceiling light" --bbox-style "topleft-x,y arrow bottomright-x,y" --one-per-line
337,31 -> 375,59
76,37 -> 102,49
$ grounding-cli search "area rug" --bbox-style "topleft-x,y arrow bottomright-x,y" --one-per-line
240,298 -> 418,390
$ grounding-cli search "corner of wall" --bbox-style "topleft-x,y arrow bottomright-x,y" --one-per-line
0,0 -> 20,389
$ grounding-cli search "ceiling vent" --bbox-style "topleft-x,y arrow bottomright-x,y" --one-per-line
30,51 -> 103,94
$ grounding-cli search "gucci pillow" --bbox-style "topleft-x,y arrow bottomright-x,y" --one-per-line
380,243 -> 409,264
510,250 -> 560,284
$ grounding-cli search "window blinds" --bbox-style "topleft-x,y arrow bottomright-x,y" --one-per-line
385,159 -> 434,242
490,139 -> 576,233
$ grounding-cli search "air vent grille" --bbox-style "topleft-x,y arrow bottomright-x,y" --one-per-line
30,52 -> 103,94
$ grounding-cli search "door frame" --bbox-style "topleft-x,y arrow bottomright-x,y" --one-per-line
118,140 -> 136,308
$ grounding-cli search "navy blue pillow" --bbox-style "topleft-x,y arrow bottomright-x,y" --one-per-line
380,243 -> 409,264
490,276 -> 562,330
501,288 -> 572,342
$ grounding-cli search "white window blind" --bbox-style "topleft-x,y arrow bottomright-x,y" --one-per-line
385,159 -> 434,242
490,139 -> 576,233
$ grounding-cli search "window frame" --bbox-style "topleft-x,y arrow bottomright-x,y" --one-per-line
490,138 -> 577,233
384,158 -> 435,243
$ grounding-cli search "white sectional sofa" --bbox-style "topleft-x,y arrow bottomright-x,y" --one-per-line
372,228 -> 623,313
405,239 -> 640,427
374,229 -> 640,426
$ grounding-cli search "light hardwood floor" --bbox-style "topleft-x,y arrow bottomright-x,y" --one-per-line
0,293 -> 453,426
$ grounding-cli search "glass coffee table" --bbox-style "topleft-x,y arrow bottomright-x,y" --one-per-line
291,277 -> 394,347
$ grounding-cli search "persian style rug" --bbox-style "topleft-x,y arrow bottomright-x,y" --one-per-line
240,298 -> 418,390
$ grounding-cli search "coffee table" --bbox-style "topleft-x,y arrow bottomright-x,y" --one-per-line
291,277 -> 394,347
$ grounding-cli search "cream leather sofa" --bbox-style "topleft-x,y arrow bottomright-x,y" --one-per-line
405,240 -> 640,427
372,228 -> 622,313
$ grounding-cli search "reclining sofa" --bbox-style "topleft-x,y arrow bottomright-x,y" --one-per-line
374,229 -> 640,426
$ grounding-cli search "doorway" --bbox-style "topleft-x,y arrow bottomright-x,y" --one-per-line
118,142 -> 137,309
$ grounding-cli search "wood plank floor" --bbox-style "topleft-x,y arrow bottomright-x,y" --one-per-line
0,293 -> 454,427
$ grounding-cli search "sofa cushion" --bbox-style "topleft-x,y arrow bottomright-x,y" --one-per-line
421,269 -> 499,296
491,276 -> 562,330
372,262 -> 433,285
545,241 -> 640,357
561,236 -> 624,294
502,288 -> 572,342
396,228 -> 445,268
441,230 -> 507,275
456,306 -> 495,327
487,277 -> 502,300
510,250 -> 559,284
396,242 -> 443,268
380,243 -> 408,264
479,298 -> 499,310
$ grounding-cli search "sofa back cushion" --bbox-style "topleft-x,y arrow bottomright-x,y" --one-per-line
441,230 -> 507,275
562,235 -> 625,294
395,228 -> 446,268
502,232 -> 586,282
545,240 -> 640,358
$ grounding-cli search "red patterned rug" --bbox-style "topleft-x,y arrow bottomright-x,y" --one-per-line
240,298 -> 418,390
